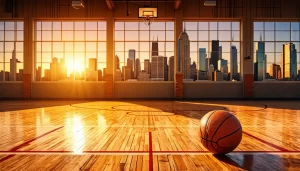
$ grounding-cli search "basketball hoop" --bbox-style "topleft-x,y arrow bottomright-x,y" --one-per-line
143,15 -> 154,26
139,7 -> 158,26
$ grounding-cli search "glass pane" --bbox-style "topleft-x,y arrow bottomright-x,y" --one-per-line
150,31 -> 165,41
209,22 -> 218,30
232,22 -> 240,30
5,42 -> 14,52
198,31 -> 208,41
140,42 -> 149,51
209,31 -> 218,41
275,22 -> 290,30
0,53 -> 3,62
291,31 -> 299,41
265,31 -> 274,41
166,22 -> 174,30
125,42 -> 139,51
232,31 -> 240,41
42,31 -> 52,41
42,53 -> 52,62
190,51 -> 197,63
74,42 -> 85,52
166,31 -> 174,41
62,31 -> 73,41
218,31 -> 231,41
185,22 -> 197,30
125,22 -> 138,30
150,22 -> 165,30
36,22 -> 41,30
42,42 -> 52,52
186,31 -> 197,41
17,31 -> 23,41
198,42 -> 209,51
125,31 -> 138,41
36,42 -> 41,52
166,42 -> 174,52
75,31 -> 84,41
65,42 -> 73,52
98,22 -> 106,30
36,53 -> 41,62
53,22 -> 61,30
254,31 -> 264,41
36,31 -> 41,41
86,42 -> 97,52
115,22 -> 124,30
62,22 -> 73,30
5,22 -> 14,30
17,22 -> 23,30
0,31 -> 4,41
16,42 -> 23,52
98,31 -> 106,41
219,42 -> 231,52
75,22 -> 85,30
5,31 -> 14,41
140,31 -> 149,41
275,31 -> 290,41
115,31 -> 124,41
265,22 -> 275,30
98,52 -> 106,62
291,22 -> 300,30
275,42 -> 288,53
98,42 -> 106,52
198,22 -> 208,30
0,22 -> 4,30
42,22 -> 52,30
115,42 -> 124,51
86,22 -> 97,30
254,22 -> 264,30
86,31 -> 97,41
218,22 -> 231,30
53,42 -> 64,52
139,22 -> 149,30
53,31 -> 61,41
265,42 -> 275,52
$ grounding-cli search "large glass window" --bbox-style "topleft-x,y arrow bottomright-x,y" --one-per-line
0,21 -> 24,81
254,22 -> 300,81
183,21 -> 240,81
35,21 -> 106,81
114,21 -> 174,81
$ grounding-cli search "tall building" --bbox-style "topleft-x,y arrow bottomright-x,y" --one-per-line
89,58 -> 97,71
178,28 -> 191,79
208,64 -> 214,81
138,71 -> 150,81
44,69 -> 51,81
210,40 -> 219,70
98,69 -> 103,81
36,67 -> 42,81
281,43 -> 297,79
269,63 -> 281,79
198,70 -> 207,80
151,56 -> 164,79
205,58 -> 210,71
59,58 -> 67,80
230,45 -> 238,81
0,70 -> 4,81
151,38 -> 159,56
254,41 -> 265,81
115,55 -> 120,70
214,70 -> 223,81
190,61 -> 197,80
135,58 -> 141,78
219,46 -> 222,60
199,48 -> 206,71
168,56 -> 174,81
164,57 -> 168,81
9,42 -> 20,81
128,49 -> 135,76
115,69 -> 122,81
126,58 -> 133,79
50,57 -> 58,81
218,59 -> 228,73
144,59 -> 151,74
123,66 -> 132,81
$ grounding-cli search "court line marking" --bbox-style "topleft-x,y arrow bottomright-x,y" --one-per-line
9,126 -> 64,152
243,131 -> 290,152
149,132 -> 153,171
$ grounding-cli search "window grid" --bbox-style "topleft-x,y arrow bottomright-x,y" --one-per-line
0,21 -> 24,82
35,21 -> 106,81
253,22 -> 300,81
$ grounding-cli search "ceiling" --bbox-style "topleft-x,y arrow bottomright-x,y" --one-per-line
105,0 -> 181,10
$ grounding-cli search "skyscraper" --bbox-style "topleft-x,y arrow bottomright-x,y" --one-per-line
144,59 -> 151,74
219,46 -> 222,60
128,49 -> 135,76
135,58 -> 141,78
151,38 -> 159,57
9,42 -> 20,81
50,57 -> 58,81
168,56 -> 174,81
210,40 -> 219,70
281,43 -> 297,79
178,28 -> 191,79
126,58 -> 133,79
151,56 -> 164,79
115,55 -> 120,70
230,45 -> 238,81
269,63 -> 281,79
36,67 -> 42,81
89,58 -> 97,71
208,64 -> 214,81
164,57 -> 168,81
254,41 -> 265,81
190,61 -> 197,80
199,48 -> 206,71
218,59 -> 228,73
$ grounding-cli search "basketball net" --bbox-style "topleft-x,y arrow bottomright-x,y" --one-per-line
143,15 -> 154,26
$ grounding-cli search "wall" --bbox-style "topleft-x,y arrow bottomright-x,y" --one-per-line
254,82 -> 300,98
31,82 -> 106,99
0,83 -> 23,99
0,0 -> 300,99
184,82 -> 243,98
114,82 -> 174,99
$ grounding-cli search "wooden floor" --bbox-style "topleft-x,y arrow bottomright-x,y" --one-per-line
0,100 -> 300,170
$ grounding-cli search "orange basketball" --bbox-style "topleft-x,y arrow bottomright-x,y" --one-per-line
199,110 -> 242,154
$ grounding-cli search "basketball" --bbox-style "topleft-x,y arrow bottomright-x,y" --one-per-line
199,110 -> 242,154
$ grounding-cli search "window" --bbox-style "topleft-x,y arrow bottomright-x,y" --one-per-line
0,21 -> 24,81
114,21 -> 174,81
254,22 -> 300,81
35,21 -> 106,81
183,21 -> 240,81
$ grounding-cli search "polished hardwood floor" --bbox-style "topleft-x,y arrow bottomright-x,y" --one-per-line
0,100 -> 299,170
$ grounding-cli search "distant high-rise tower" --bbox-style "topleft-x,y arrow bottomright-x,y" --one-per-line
128,49 -> 135,76
254,40 -> 265,81
151,56 -> 164,79
230,46 -> 238,81
190,61 -> 197,80
164,57 -> 168,81
281,43 -> 297,79
151,38 -> 159,57
219,46 -> 222,60
144,59 -> 151,74
50,57 -> 58,81
9,42 -> 20,81
208,64 -> 214,81
115,55 -> 120,70
89,58 -> 97,71
168,56 -> 174,81
269,63 -> 281,79
199,48 -> 206,71
178,28 -> 191,79
135,58 -> 141,78
218,59 -> 228,73
210,40 -> 219,70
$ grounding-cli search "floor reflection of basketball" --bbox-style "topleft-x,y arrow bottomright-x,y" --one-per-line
199,110 -> 242,154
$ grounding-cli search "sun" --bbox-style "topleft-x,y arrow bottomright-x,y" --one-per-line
67,61 -> 83,73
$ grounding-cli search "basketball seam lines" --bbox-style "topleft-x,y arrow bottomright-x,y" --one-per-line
204,110 -> 217,152
216,127 -> 242,148
210,114 -> 234,151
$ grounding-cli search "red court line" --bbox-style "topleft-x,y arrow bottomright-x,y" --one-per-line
149,132 -> 153,171
243,131 -> 290,152
10,126 -> 64,152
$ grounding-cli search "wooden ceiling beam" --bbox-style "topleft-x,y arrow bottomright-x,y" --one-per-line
106,0 -> 115,10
